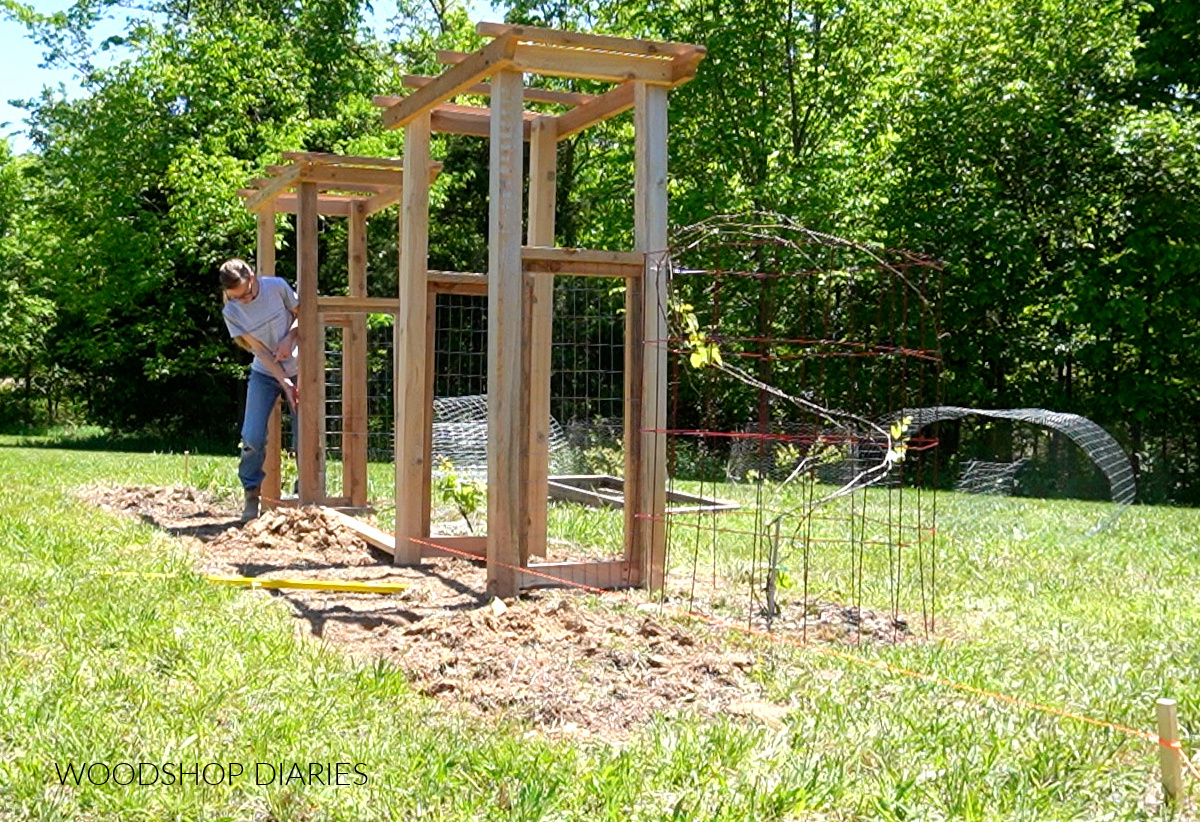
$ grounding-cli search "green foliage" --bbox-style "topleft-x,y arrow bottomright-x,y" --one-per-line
0,141 -> 60,424
4,0 -> 403,439
673,300 -> 723,370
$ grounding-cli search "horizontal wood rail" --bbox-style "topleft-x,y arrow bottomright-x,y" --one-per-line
438,45 -> 675,86
521,246 -> 645,277
476,21 -> 706,59
392,79 -> 595,107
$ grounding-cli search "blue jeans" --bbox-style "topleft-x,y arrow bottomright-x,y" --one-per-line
239,369 -> 295,491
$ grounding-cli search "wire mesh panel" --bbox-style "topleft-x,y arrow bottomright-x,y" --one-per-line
365,319 -> 395,466
550,276 -> 626,478
323,325 -> 344,500
544,275 -> 627,559
316,319 -> 397,511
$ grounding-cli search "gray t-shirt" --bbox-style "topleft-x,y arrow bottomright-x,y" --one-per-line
222,276 -> 299,378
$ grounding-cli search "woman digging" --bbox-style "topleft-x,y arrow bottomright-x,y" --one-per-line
219,258 -> 299,521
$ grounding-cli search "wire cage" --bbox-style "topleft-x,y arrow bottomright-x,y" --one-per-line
661,216 -> 945,640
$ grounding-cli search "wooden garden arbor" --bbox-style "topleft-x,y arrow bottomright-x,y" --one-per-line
239,152 -> 442,508
242,23 -> 705,598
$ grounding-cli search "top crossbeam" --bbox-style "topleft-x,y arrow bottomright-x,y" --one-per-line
379,23 -> 705,134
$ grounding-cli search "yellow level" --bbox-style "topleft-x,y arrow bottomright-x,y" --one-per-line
102,570 -> 408,594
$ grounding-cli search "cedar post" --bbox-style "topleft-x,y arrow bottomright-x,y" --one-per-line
257,208 -> 283,507
524,115 -> 558,561
486,69 -> 527,596
626,81 -> 669,591
344,201 -> 369,507
296,181 -> 325,505
394,113 -> 432,564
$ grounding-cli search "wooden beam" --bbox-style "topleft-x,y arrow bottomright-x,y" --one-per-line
515,45 -> 672,86
324,508 -> 395,556
245,184 -> 386,198
319,296 -> 397,314
245,164 -> 302,211
396,77 -> 596,107
324,508 -> 493,561
318,272 -> 489,313
394,113 -> 432,565
520,560 -> 632,590
344,202 -> 369,509
282,151 -> 406,168
362,189 -> 404,215
318,312 -> 354,326
296,182 -> 325,505
525,115 -> 557,562
429,104 -> 533,140
523,246 -> 643,266
429,270 -> 487,288
486,69 -> 527,598
670,48 -> 706,86
430,281 -> 488,297
554,82 -> 635,140
240,192 -> 356,217
439,45 -> 674,85
421,535 -> 487,559
628,81 -> 670,592
522,246 -> 644,277
430,109 -> 495,140
437,102 -> 539,122
298,165 -> 405,191
383,35 -> 518,130
525,261 -> 639,277
476,22 -> 705,59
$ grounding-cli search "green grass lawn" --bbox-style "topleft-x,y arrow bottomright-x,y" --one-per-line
1,438 -> 1197,820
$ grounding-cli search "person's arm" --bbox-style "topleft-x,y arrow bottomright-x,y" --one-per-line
238,334 -> 299,413
273,307 -> 300,362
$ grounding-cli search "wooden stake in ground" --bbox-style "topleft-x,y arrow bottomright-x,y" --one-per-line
1157,697 -> 1182,803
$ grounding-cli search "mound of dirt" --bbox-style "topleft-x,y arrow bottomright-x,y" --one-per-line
216,507 -> 370,556
85,484 -> 214,517
78,484 -> 920,738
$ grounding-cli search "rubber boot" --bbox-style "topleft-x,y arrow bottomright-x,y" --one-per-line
241,486 -> 261,522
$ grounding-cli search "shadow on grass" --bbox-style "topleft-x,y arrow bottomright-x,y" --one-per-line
0,424 -> 234,456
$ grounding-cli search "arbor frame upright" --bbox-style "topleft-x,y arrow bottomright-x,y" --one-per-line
381,23 -> 704,597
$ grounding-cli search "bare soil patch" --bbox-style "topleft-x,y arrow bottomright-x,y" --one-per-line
79,484 -> 917,739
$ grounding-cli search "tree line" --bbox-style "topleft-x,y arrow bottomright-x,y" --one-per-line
1,0 -> 1197,502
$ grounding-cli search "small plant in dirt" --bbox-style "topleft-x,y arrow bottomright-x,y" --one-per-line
435,458 -> 484,533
